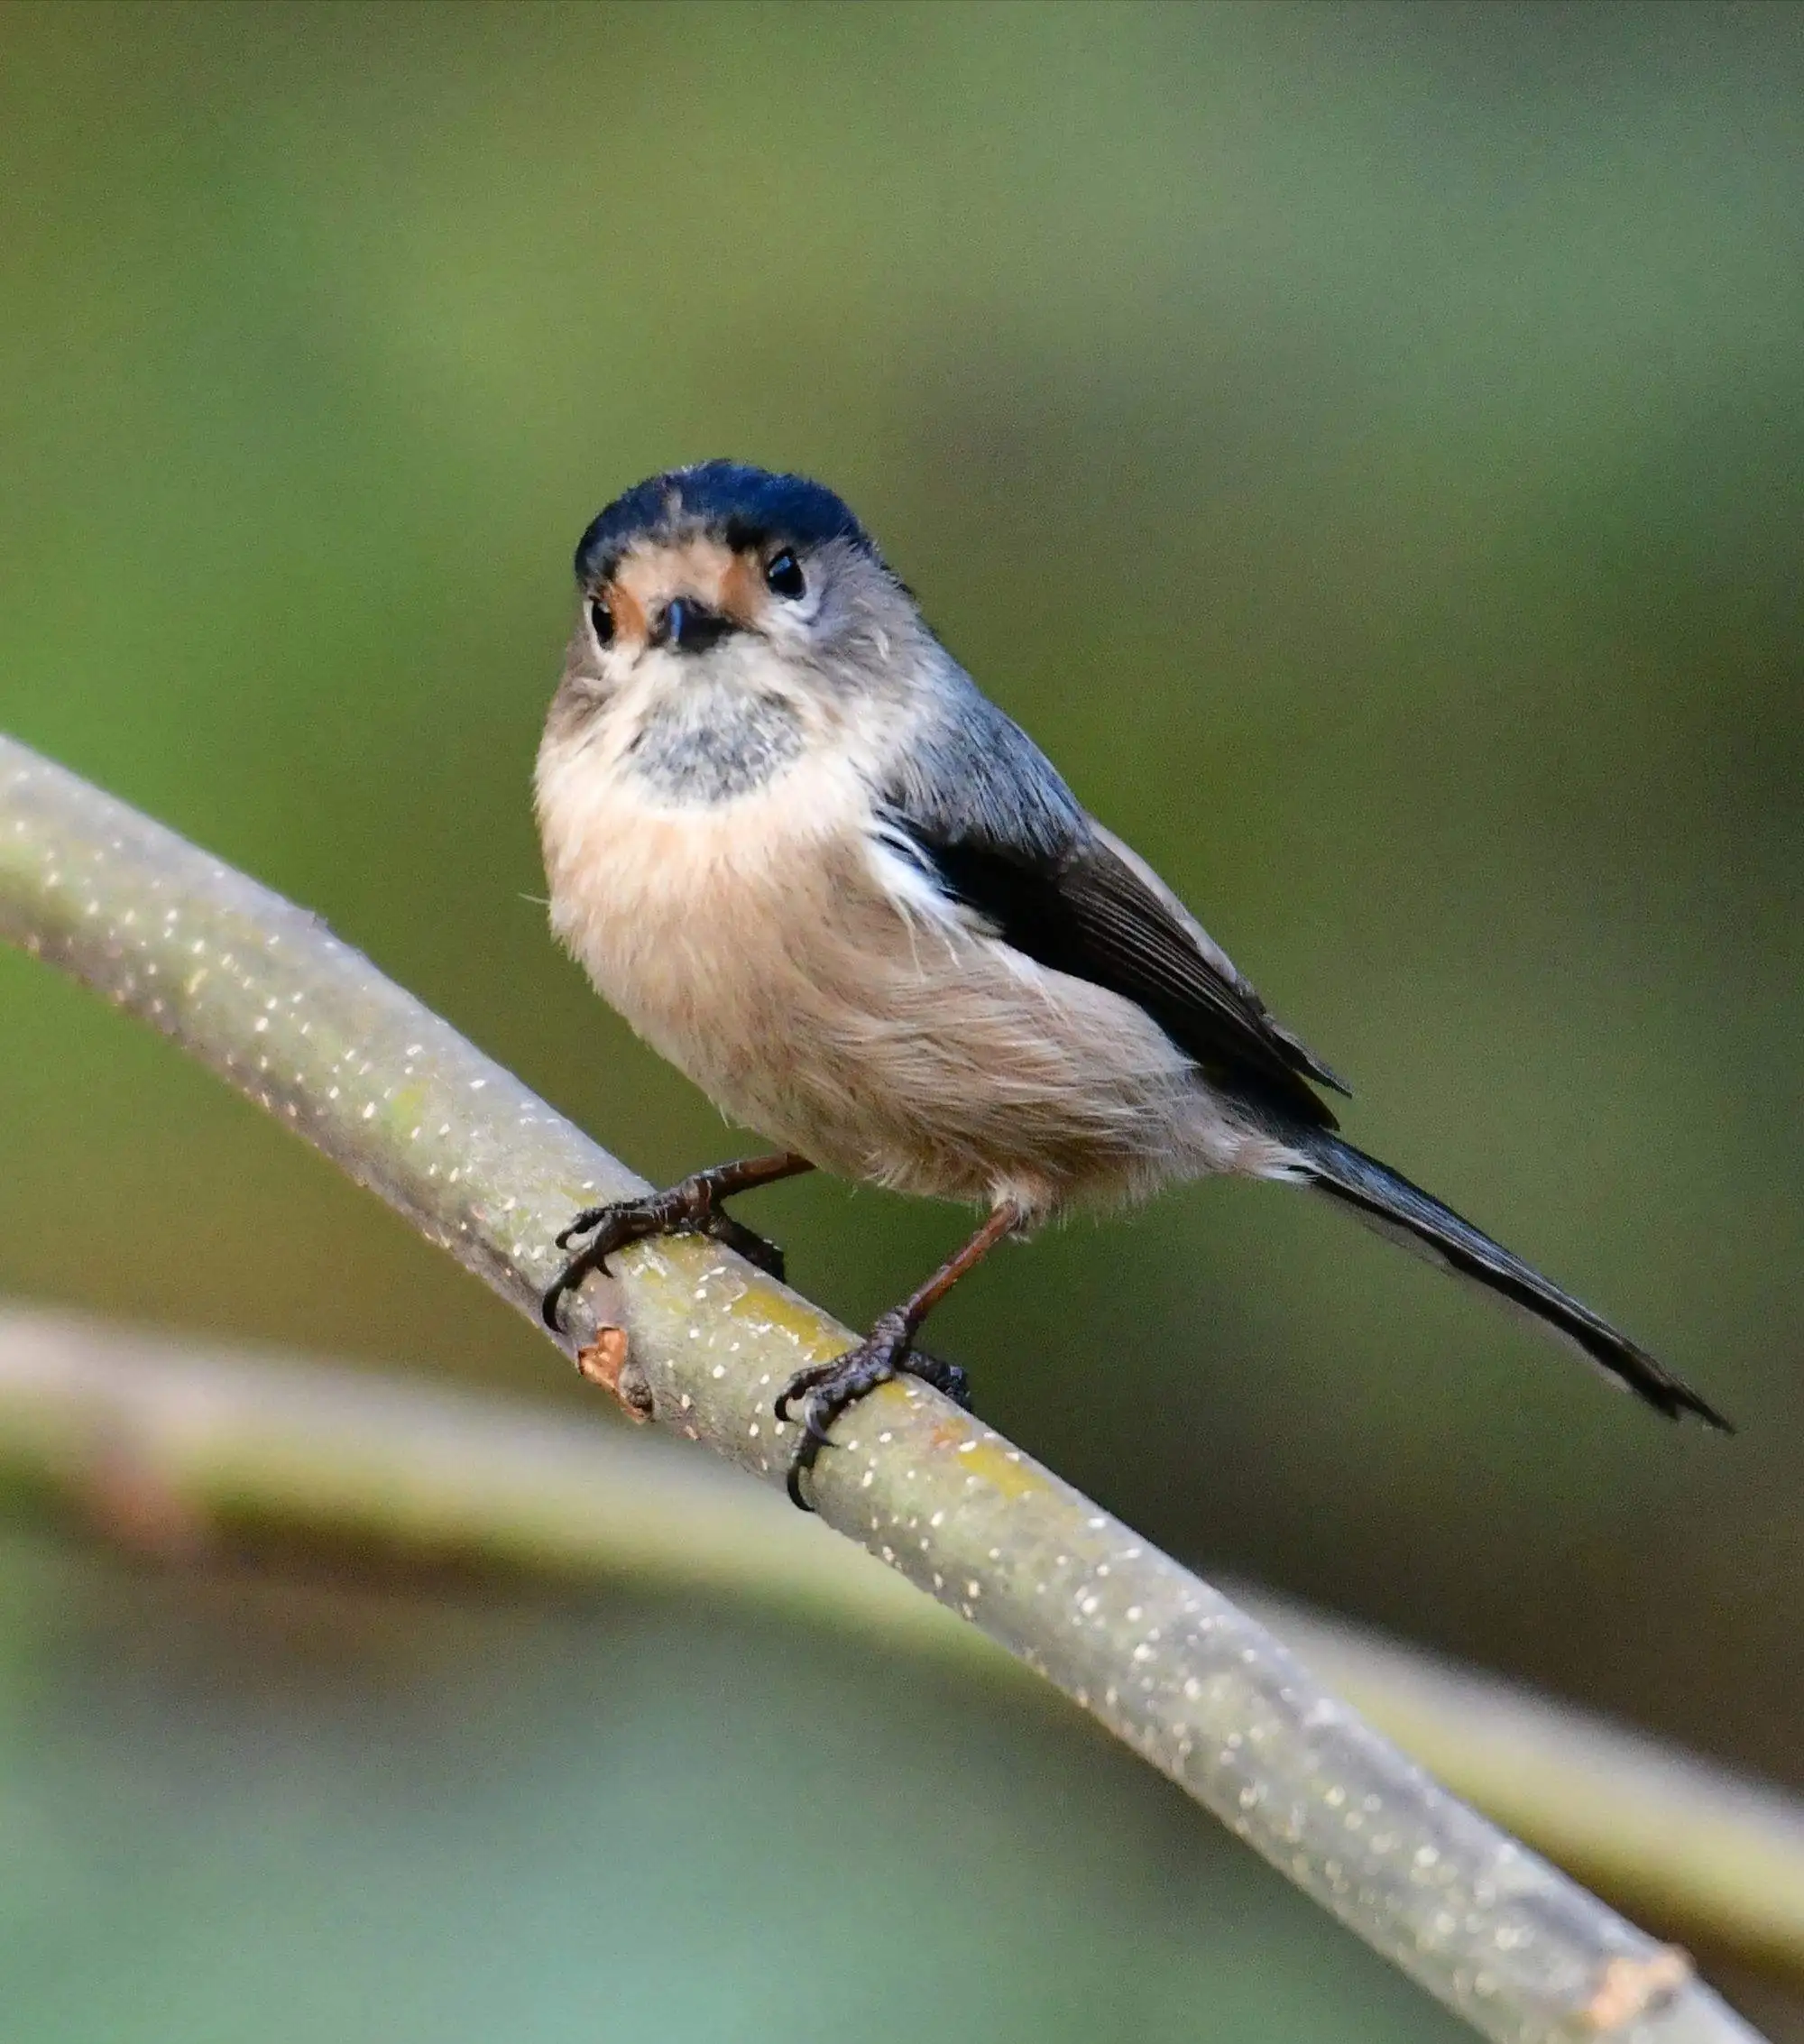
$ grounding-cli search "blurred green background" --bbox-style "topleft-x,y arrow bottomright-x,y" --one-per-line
2,2 -> 1800,2037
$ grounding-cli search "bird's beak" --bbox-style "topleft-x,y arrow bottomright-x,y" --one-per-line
655,596 -> 735,654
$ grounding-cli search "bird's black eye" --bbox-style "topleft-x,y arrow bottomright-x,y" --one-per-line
764,548 -> 805,600
588,597 -> 614,648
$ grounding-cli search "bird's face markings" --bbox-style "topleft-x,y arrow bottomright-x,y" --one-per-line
548,465 -> 913,808
580,532 -> 824,675
566,534 -> 822,805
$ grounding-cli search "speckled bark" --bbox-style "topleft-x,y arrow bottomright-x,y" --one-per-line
0,734 -> 1764,2044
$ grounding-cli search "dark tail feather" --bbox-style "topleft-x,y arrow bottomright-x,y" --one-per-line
1292,1131 -> 1731,1431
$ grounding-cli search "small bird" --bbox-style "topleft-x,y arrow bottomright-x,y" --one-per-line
536,460 -> 1728,1506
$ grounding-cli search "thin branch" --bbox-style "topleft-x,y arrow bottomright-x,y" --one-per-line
0,732 -> 1766,2044
3,1301 -> 1799,1983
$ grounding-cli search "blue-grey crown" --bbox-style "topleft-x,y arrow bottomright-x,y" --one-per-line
575,462 -> 877,583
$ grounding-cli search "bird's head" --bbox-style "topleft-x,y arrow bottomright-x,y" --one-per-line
557,462 -> 916,709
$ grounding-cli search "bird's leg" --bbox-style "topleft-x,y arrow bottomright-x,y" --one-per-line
541,1152 -> 815,1332
776,1201 -> 1023,1511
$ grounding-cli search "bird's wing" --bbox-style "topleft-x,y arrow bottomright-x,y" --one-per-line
877,696 -> 1348,1128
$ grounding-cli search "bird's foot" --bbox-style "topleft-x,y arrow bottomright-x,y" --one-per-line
541,1165 -> 787,1333
776,1310 -> 972,1512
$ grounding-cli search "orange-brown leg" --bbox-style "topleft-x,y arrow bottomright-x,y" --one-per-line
776,1201 -> 1023,1510
542,1152 -> 814,1332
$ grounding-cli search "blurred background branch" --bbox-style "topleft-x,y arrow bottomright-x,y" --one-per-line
1,1300 -> 1799,1987
0,733 -> 1766,2044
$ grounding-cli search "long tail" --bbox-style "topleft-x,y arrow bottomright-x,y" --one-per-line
1288,1130 -> 1730,1430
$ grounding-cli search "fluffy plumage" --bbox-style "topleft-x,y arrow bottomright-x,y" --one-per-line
537,460 -> 1727,1435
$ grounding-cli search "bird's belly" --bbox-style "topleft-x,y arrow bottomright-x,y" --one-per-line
540,769 -> 1231,1214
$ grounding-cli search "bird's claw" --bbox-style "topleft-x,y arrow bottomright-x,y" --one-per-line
778,1315 -> 972,1511
554,1204 -> 611,1253
541,1174 -> 787,1333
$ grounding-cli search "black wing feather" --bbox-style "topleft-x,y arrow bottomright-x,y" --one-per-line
875,688 -> 1347,1128
904,825 -> 1344,1128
